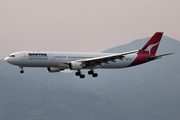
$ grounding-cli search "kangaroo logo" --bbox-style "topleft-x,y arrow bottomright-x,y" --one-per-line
144,42 -> 160,55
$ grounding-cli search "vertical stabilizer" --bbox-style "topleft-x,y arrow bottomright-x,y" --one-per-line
140,32 -> 163,56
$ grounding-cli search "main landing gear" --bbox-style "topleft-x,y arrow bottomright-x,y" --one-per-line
75,70 -> 85,78
88,70 -> 98,77
20,66 -> 24,74
75,69 -> 98,79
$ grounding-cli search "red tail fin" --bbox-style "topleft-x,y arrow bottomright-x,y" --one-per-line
140,32 -> 163,56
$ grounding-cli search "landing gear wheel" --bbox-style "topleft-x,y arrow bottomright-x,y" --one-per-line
80,74 -> 85,79
88,70 -> 93,75
75,70 -> 85,78
92,73 -> 98,77
75,72 -> 81,76
20,70 -> 24,74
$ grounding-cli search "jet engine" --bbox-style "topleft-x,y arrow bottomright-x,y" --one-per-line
47,67 -> 64,72
68,61 -> 84,70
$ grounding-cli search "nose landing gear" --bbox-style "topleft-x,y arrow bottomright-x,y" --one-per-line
20,66 -> 24,74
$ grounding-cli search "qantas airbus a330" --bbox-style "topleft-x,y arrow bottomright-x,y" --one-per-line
4,32 -> 173,78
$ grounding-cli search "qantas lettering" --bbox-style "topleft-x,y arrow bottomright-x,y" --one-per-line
28,53 -> 47,56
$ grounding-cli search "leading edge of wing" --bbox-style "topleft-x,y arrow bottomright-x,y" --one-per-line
75,49 -> 139,63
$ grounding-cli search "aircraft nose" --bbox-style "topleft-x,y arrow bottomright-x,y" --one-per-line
4,57 -> 10,63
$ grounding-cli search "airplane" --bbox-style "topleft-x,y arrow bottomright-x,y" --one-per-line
4,32 -> 173,78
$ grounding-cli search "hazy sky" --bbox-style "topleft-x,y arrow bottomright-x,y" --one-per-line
0,0 -> 180,59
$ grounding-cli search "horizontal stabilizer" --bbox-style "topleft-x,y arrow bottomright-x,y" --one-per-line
147,53 -> 174,61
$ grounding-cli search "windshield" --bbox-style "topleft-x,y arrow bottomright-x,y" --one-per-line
9,55 -> 15,57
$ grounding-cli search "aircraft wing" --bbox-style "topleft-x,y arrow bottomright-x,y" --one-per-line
75,49 -> 140,67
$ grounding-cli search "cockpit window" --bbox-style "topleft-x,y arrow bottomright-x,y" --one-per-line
9,55 -> 15,57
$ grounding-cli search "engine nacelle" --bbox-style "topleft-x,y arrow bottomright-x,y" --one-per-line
68,61 -> 84,70
47,67 -> 64,72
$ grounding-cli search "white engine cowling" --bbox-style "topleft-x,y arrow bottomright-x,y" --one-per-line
68,61 -> 83,70
47,67 -> 64,72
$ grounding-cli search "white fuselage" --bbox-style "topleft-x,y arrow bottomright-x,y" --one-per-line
4,51 -> 137,69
